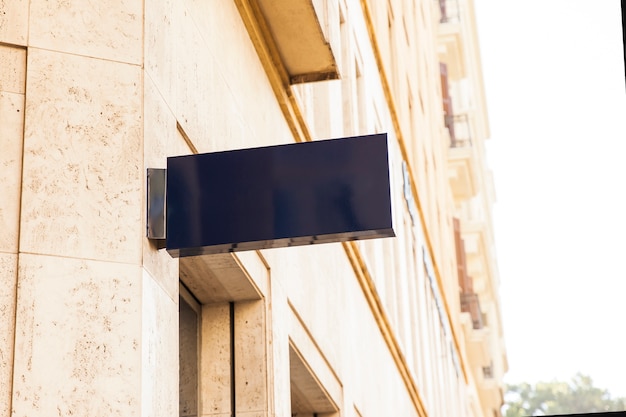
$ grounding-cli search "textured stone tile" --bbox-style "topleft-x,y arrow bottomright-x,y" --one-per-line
168,1 -> 293,155
141,237 -> 178,303
143,74 -> 181,168
265,244 -> 348,377
185,0 -> 293,150
184,0 -> 270,112
169,3 -> 248,154
20,49 -> 142,264
0,253 -> 18,417
144,0 -> 175,106
234,300 -> 268,413
201,79 -> 247,153
28,0 -> 142,64
234,412 -> 266,417
142,76 -> 179,301
266,276 -> 291,417
200,303 -> 231,414
12,254 -> 142,417
0,91 -> 25,253
0,45 -> 26,94
173,4 -> 213,151
233,251 -> 269,298
141,269 -> 178,417
0,0 -> 28,45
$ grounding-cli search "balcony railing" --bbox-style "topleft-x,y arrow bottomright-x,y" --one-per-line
460,292 -> 483,330
439,0 -> 460,23
440,63 -> 471,148
483,364 -> 494,379
448,113 -> 472,148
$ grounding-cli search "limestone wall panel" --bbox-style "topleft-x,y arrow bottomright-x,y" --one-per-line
166,1 -> 292,154
142,75 -> 181,301
266,273 -> 291,417
20,48 -> 142,264
262,244 -> 420,417
144,0 -> 175,107
0,90 -> 25,253
0,253 -> 18,417
141,269 -> 178,417
173,4 -> 220,151
200,303 -> 231,414
233,251 -> 269,299
0,45 -> 26,94
12,254 -> 142,417
234,300 -> 268,413
28,0 -> 142,64
144,0 -> 296,156
265,244 -> 348,376
182,0 -> 288,147
0,49 -> 22,410
0,0 -> 28,45
236,412 -> 265,417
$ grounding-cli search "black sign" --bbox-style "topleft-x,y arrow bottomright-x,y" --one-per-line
166,134 -> 395,257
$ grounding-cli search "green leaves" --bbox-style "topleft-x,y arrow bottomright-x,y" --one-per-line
503,373 -> 626,417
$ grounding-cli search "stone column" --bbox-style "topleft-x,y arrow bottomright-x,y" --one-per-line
10,2 -> 147,416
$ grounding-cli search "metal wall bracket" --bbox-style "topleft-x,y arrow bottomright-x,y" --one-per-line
147,168 -> 166,240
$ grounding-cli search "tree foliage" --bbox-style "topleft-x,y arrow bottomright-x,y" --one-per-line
504,373 -> 626,416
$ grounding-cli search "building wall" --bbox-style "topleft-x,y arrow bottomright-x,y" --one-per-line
0,40 -> 25,417
0,0 -> 505,416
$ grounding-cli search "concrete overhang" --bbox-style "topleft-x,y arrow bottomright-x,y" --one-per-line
256,0 -> 339,83
179,253 -> 263,303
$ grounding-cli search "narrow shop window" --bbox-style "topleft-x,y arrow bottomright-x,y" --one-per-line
179,285 -> 201,417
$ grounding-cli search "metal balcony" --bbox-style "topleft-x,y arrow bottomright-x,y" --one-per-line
460,292 -> 483,330
439,0 -> 460,23
448,113 -> 472,148
255,0 -> 340,83
482,364 -> 494,379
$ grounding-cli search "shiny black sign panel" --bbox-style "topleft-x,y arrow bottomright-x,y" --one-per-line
166,134 -> 394,257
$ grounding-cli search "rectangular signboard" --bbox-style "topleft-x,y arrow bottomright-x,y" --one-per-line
166,134 -> 395,257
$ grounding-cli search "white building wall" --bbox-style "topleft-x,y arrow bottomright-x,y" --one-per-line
0,0 -> 505,416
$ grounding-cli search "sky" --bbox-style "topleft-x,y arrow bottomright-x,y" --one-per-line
474,0 -> 626,398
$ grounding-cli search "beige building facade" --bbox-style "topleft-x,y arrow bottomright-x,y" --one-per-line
0,0 -> 506,416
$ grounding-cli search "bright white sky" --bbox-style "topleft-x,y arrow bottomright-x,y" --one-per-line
474,0 -> 626,398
